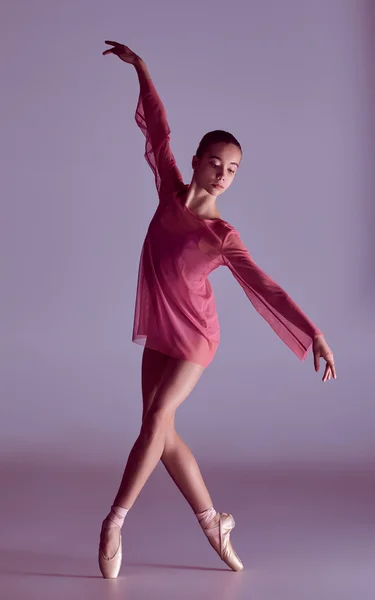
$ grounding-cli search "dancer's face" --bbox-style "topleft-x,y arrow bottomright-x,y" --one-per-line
192,142 -> 242,195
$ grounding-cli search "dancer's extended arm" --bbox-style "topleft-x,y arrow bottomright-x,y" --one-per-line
222,229 -> 323,361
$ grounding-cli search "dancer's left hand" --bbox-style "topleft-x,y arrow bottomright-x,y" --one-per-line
313,334 -> 336,382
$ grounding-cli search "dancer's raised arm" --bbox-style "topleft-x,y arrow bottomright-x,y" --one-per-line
103,41 -> 184,204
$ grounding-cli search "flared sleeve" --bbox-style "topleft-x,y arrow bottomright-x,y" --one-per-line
134,67 -> 184,204
222,229 -> 323,360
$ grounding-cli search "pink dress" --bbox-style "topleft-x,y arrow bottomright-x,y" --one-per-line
131,71 -> 323,368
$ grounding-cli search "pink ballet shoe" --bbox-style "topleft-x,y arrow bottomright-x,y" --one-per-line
98,520 -> 122,579
203,512 -> 244,571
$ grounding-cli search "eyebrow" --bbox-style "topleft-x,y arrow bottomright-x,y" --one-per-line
208,155 -> 239,168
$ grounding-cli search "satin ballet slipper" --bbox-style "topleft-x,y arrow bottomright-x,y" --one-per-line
203,512 -> 244,571
98,521 -> 122,579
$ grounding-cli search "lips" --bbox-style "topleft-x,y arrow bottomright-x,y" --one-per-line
213,183 -> 224,189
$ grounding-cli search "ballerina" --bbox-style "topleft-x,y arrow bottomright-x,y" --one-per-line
98,40 -> 337,578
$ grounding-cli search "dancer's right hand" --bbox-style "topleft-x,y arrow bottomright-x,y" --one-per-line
102,41 -> 141,65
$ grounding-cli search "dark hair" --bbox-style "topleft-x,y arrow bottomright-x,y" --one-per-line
195,130 -> 242,159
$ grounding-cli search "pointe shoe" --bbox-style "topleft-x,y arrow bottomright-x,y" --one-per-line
203,512 -> 244,571
98,522 -> 122,579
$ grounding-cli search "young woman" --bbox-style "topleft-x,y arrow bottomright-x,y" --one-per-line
99,40 -> 337,579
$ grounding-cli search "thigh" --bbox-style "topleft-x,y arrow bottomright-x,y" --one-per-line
141,346 -> 170,422
146,355 -> 205,423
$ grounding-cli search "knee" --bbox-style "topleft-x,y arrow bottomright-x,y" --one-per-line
141,408 -> 174,442
163,425 -> 177,454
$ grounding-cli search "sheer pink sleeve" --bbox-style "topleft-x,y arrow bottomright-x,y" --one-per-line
222,229 -> 323,360
134,69 -> 184,204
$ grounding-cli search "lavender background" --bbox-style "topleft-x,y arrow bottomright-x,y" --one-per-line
1,0 -> 373,468
1,0 -> 374,597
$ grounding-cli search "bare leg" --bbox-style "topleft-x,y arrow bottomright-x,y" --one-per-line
140,347 -> 215,514
161,428 -> 242,572
101,423 -> 219,558
112,421 -> 167,509
101,424 -> 171,558
112,360 -> 204,508
161,426 -> 215,514
100,356 -> 204,557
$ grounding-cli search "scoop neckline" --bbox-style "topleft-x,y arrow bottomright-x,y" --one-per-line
177,185 -> 227,223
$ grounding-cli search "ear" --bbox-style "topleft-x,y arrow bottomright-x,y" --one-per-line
192,155 -> 198,170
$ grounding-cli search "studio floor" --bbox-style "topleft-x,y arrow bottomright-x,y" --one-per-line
0,459 -> 374,600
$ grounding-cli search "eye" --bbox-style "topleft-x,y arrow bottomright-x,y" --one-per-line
211,162 -> 235,174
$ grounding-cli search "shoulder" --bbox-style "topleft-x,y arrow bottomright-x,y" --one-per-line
215,220 -> 238,237
211,220 -> 239,248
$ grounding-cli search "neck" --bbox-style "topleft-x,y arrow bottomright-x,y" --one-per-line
183,181 -> 219,215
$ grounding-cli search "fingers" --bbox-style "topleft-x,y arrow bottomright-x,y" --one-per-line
314,342 -> 337,382
323,366 -> 330,382
330,360 -> 337,379
322,364 -> 336,382
325,351 -> 336,380
103,40 -> 119,56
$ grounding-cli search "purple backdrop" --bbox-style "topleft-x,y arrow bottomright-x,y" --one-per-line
2,0 -> 373,470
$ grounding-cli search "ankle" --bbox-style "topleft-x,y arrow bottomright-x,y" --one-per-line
104,504 -> 129,529
195,507 -> 218,529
